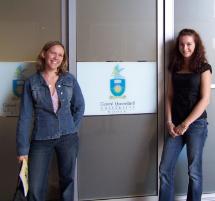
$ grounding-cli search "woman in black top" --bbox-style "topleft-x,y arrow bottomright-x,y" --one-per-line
159,29 -> 212,201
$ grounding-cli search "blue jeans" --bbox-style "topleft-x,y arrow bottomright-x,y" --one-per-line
28,133 -> 79,201
159,119 -> 208,201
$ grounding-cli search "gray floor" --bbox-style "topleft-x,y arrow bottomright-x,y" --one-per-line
176,195 -> 215,201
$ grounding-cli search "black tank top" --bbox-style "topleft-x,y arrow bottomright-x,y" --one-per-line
172,63 -> 212,125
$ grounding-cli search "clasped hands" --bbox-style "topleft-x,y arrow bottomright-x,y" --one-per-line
167,121 -> 189,138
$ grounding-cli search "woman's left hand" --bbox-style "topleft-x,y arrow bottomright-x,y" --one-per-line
174,122 -> 189,135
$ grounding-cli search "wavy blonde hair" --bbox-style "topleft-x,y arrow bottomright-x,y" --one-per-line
36,41 -> 68,75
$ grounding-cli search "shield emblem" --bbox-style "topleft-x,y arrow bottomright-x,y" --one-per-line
110,78 -> 125,96
13,79 -> 24,97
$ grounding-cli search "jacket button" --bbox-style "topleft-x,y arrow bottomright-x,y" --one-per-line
58,85 -> 61,88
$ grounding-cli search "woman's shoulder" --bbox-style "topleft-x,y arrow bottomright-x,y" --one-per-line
25,72 -> 40,83
199,62 -> 212,74
61,71 -> 77,84
22,72 -> 43,90
62,71 -> 75,78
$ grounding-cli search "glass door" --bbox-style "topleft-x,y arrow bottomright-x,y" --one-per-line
68,0 -> 165,200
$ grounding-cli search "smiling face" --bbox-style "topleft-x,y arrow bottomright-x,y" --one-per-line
43,45 -> 65,72
179,35 -> 196,60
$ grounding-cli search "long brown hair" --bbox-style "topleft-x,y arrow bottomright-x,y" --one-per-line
36,41 -> 68,75
168,28 -> 207,73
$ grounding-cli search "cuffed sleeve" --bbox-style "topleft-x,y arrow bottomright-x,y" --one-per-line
70,78 -> 85,131
16,79 -> 34,156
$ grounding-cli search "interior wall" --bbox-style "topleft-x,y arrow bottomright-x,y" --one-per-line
174,0 -> 215,194
0,0 -> 61,61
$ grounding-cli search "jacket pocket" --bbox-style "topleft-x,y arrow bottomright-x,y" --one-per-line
31,85 -> 46,104
62,82 -> 73,102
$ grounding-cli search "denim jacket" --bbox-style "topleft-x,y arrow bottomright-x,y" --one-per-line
16,72 -> 85,156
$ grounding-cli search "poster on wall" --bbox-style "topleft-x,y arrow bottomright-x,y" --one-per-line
77,62 -> 157,116
0,62 -> 35,117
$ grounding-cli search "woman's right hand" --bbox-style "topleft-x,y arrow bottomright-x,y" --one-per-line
17,155 -> 28,163
167,122 -> 178,138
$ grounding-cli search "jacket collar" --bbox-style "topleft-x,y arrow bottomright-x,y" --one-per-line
37,71 -> 70,86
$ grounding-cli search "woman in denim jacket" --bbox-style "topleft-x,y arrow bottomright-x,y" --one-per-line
16,41 -> 85,201
159,29 -> 212,201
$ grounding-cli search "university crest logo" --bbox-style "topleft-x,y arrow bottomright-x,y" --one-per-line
110,64 -> 126,98
13,65 -> 25,97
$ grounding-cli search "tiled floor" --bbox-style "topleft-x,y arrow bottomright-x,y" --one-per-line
176,195 -> 215,201
176,199 -> 215,201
